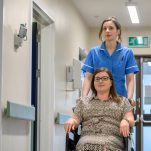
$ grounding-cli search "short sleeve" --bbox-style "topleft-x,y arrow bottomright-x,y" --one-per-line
73,98 -> 83,123
81,49 -> 94,77
123,97 -> 133,115
125,49 -> 139,74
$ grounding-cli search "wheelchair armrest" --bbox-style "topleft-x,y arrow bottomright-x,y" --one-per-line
123,137 -> 129,151
65,128 -> 80,151
124,134 -> 135,151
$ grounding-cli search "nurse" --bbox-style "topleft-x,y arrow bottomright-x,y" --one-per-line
81,17 -> 139,101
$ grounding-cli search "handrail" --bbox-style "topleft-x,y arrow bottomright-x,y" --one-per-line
4,101 -> 35,121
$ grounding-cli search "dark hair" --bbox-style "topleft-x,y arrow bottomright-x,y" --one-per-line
98,17 -> 122,42
91,67 -> 122,104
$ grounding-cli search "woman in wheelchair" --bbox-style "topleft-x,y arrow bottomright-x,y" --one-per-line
64,68 -> 134,151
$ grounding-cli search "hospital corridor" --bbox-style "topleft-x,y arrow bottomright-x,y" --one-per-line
0,0 -> 151,151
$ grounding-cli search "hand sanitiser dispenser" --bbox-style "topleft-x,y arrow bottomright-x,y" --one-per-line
66,66 -> 74,82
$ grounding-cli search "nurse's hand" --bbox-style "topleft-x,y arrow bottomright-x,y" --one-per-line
128,99 -> 136,107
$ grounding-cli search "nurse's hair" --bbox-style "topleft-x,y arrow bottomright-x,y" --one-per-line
98,17 -> 122,42
91,67 -> 122,104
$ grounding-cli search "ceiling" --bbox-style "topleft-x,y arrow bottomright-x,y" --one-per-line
71,0 -> 151,28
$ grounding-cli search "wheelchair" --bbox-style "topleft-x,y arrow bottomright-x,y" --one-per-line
65,125 -> 133,151
66,99 -> 135,151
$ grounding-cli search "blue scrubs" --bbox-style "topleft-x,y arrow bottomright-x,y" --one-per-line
81,42 -> 139,97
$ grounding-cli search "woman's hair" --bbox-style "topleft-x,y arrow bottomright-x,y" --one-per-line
98,17 -> 122,42
91,67 -> 122,104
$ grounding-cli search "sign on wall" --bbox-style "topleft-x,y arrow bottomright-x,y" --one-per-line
128,36 -> 149,47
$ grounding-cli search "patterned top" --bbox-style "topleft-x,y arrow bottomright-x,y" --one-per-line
74,96 -> 133,151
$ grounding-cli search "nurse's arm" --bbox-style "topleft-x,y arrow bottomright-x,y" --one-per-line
82,72 -> 92,96
126,73 -> 134,99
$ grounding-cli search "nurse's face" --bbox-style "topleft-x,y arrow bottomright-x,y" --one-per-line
102,21 -> 119,42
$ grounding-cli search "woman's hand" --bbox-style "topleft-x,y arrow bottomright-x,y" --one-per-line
64,118 -> 78,133
120,119 -> 130,137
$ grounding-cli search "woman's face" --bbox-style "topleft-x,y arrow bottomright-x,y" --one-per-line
102,21 -> 119,42
94,71 -> 112,94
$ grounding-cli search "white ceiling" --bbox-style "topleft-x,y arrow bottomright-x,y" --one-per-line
71,0 -> 151,28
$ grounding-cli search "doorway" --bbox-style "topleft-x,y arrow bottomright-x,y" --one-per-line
132,56 -> 151,151
31,2 -> 55,151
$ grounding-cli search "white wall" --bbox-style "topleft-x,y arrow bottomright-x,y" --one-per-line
89,27 -> 151,55
89,28 -> 100,49
2,0 -> 33,151
1,0 -> 90,151
0,0 -> 3,151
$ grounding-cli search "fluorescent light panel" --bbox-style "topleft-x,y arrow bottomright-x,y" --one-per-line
127,5 -> 139,24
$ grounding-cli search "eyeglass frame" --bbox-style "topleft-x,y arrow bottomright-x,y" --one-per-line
94,76 -> 112,82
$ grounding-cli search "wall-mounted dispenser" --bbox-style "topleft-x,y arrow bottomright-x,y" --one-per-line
14,23 -> 27,49
73,58 -> 82,89
66,59 -> 82,90
66,65 -> 74,82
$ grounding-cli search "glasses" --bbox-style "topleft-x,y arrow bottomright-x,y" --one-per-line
94,76 -> 111,82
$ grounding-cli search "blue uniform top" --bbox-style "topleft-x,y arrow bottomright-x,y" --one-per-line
81,42 -> 139,97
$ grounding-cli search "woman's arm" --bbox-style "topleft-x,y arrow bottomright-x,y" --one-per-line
120,110 -> 134,137
64,114 -> 80,133
123,110 -> 135,127
82,72 -> 93,96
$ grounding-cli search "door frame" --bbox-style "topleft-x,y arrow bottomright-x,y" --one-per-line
135,55 -> 151,151
31,2 -> 55,151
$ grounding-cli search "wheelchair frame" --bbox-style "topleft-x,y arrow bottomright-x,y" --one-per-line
66,127 -> 130,151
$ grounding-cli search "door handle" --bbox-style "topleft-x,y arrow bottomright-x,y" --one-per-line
135,114 -> 140,123
143,120 -> 151,124
133,114 -> 139,134
140,114 -> 151,124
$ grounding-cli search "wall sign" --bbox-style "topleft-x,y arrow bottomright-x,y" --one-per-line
128,36 -> 149,47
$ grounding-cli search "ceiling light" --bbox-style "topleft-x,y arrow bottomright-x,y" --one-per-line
127,5 -> 139,24
126,0 -> 140,24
